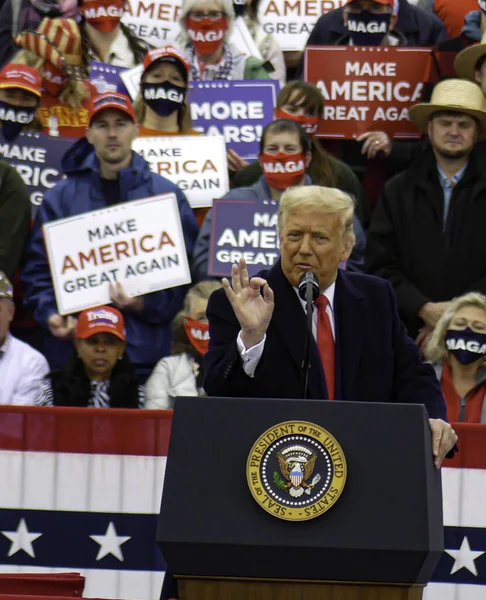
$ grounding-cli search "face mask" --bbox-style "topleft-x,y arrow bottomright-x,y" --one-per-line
42,63 -> 68,96
479,0 -> 486,13
82,0 -> 124,32
233,0 -> 246,16
347,11 -> 391,46
0,100 -> 36,141
274,107 -> 320,137
141,81 -> 186,117
184,318 -> 210,355
445,327 -> 486,365
260,152 -> 306,190
31,0 -> 78,18
185,16 -> 228,55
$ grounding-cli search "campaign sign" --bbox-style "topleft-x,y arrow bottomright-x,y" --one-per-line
122,0 -> 182,47
190,81 -> 280,161
132,135 -> 229,209
209,198 -> 280,277
258,0 -> 346,51
0,131 -> 74,215
89,62 -> 129,96
305,46 -> 430,139
43,193 -> 191,315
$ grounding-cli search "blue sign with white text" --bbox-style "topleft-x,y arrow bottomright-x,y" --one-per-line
188,80 -> 281,161
89,62 -> 129,97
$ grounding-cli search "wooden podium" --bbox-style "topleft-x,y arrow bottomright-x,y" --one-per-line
157,397 -> 443,600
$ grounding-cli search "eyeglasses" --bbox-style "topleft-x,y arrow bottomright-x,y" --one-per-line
188,10 -> 225,20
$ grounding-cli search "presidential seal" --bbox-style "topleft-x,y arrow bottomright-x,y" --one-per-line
247,421 -> 346,521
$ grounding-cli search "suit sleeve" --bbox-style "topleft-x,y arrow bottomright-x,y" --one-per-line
387,280 -> 447,420
191,208 -> 213,283
365,185 -> 431,322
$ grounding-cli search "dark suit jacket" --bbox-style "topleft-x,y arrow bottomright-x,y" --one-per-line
204,261 -> 447,420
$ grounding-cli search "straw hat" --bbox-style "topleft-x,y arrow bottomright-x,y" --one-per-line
15,18 -> 86,80
408,79 -> 486,140
454,32 -> 486,81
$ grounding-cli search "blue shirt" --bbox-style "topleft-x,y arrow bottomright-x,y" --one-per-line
437,163 -> 467,229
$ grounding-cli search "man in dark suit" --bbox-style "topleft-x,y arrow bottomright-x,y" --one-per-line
205,185 -> 457,469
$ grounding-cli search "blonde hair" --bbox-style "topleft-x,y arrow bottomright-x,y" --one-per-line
12,50 -> 89,109
178,0 -> 235,45
424,292 -> 486,363
171,280 -> 222,354
278,185 -> 356,245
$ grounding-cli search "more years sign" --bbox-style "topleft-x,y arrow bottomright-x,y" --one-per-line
132,135 -> 229,209
304,46 -> 430,139
43,193 -> 191,315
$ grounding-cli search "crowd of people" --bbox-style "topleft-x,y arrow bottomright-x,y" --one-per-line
0,0 -> 485,430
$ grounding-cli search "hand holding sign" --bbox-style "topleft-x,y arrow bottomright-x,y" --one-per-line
356,131 -> 392,159
110,282 -> 144,313
48,314 -> 77,340
223,258 -> 274,350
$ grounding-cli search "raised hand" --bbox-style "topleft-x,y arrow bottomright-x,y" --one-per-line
222,258 -> 275,349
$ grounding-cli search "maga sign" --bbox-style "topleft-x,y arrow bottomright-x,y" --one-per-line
89,62 -> 130,96
305,46 -> 430,139
43,193 -> 191,315
258,0 -> 346,51
0,131 -> 73,214
122,0 -> 181,47
132,135 -> 229,209
209,198 -> 280,277
190,81 -> 280,161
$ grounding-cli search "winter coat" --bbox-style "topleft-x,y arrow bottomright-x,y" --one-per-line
365,143 -> 486,337
21,142 -> 199,375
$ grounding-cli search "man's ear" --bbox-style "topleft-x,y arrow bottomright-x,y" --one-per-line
86,127 -> 93,144
475,70 -> 482,84
389,14 -> 398,31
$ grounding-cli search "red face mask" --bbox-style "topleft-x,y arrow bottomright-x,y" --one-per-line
274,107 -> 320,137
81,0 -> 124,32
184,318 -> 210,355
185,16 -> 228,55
42,63 -> 68,96
260,152 -> 306,190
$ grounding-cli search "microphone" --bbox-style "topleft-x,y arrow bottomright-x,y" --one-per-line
299,271 -> 319,400
298,271 -> 319,303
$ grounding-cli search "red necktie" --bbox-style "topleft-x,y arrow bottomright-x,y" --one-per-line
314,296 -> 335,400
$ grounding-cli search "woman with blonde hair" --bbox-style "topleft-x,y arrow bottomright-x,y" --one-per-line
424,292 -> 486,423
177,0 -> 271,81
144,280 -> 221,409
134,46 -> 198,137
13,17 -> 93,138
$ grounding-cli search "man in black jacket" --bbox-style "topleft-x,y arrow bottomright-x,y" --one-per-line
365,78 -> 486,342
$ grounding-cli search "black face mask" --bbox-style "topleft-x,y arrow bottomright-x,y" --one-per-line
0,100 -> 36,141
141,81 -> 186,117
233,0 -> 247,17
445,327 -> 486,365
347,10 -> 391,46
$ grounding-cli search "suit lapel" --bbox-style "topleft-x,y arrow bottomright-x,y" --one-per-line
334,272 -> 365,399
268,262 -> 325,399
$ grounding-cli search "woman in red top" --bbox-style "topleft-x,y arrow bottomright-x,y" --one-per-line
425,292 -> 486,423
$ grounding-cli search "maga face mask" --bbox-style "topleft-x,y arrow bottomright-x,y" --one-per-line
82,0 -> 124,32
0,100 -> 36,141
274,107 -> 320,137
141,81 -> 186,117
445,327 -> 486,365
184,318 -> 210,355
347,10 -> 391,46
260,152 -> 306,189
185,16 -> 228,55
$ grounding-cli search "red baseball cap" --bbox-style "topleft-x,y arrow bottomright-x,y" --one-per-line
0,64 -> 41,97
76,306 -> 126,341
345,0 -> 394,6
143,45 -> 189,80
88,91 -> 136,125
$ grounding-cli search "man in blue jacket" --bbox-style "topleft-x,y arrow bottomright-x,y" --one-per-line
21,92 -> 199,378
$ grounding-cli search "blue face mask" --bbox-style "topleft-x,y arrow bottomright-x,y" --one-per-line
141,81 -> 186,117
445,327 -> 486,365
347,10 -> 391,46
0,100 -> 36,141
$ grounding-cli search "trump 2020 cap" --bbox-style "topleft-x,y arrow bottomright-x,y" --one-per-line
0,64 -> 42,97
88,91 -> 136,125
75,306 -> 126,341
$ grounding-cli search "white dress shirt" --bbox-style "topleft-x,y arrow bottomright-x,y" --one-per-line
0,334 -> 50,405
237,282 -> 336,378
